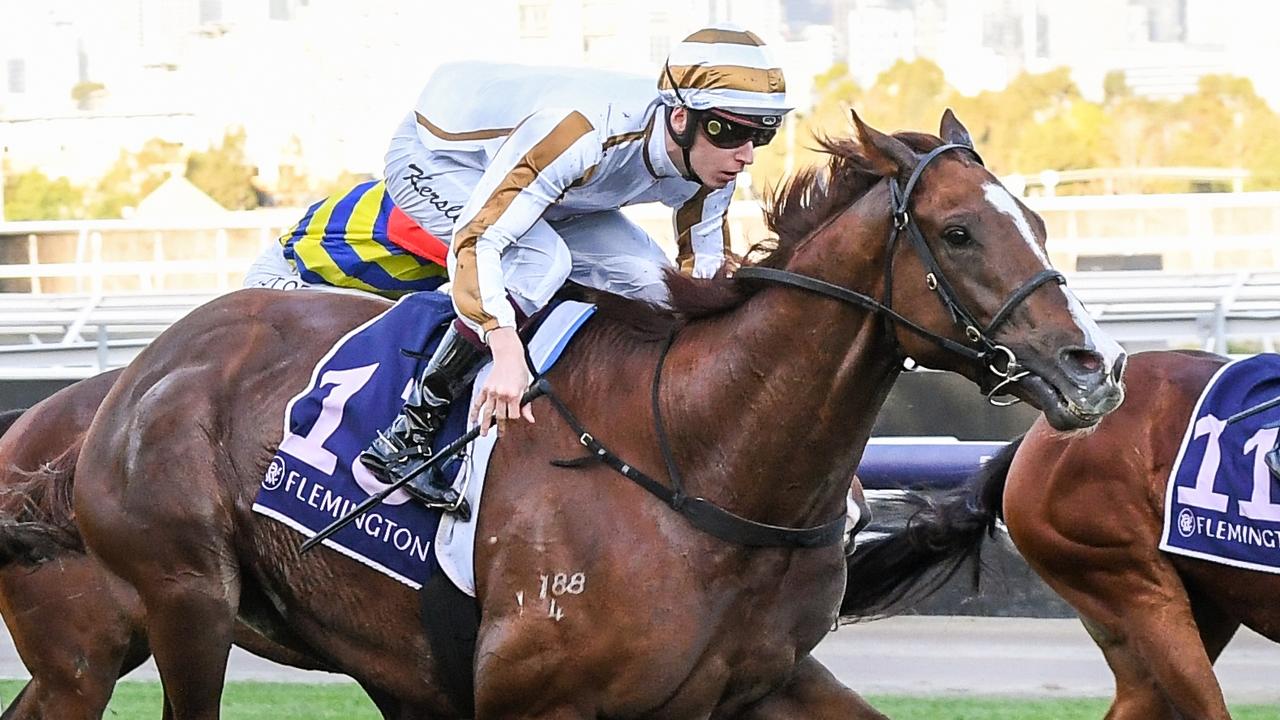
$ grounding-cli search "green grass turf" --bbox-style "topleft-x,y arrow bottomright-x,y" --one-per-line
0,681 -> 1275,719
866,695 -> 1279,719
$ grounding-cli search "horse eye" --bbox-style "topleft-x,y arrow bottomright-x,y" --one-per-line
942,227 -> 971,247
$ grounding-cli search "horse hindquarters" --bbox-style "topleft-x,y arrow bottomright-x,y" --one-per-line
0,370 -> 150,720
1005,404 -> 1233,720
75,380 -> 242,720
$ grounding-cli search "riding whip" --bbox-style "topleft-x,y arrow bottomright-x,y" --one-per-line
1224,393 -> 1280,425
299,382 -> 546,554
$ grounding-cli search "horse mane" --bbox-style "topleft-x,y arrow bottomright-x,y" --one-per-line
586,130 -> 947,341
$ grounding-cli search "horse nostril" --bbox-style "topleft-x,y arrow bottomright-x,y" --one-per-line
1061,347 -> 1104,377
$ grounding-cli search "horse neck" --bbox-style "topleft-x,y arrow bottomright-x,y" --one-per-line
663,205 -> 901,529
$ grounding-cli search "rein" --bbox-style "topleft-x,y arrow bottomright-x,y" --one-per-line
523,145 -> 1064,550
539,328 -> 846,549
739,143 -> 1065,402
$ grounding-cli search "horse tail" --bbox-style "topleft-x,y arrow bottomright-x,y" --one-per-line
839,435 -> 1023,619
0,409 -> 85,566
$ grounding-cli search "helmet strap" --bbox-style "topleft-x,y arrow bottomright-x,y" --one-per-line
663,105 -> 704,185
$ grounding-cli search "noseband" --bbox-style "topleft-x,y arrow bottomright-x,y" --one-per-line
736,143 -> 1065,402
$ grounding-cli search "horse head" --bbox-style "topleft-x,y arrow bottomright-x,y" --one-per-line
762,109 -> 1125,431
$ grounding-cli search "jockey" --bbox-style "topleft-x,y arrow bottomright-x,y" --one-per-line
359,24 -> 792,514
243,179 -> 449,298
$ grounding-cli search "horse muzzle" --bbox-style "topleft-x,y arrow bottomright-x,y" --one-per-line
1010,348 -> 1127,431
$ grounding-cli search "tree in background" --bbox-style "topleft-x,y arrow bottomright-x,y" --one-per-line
185,128 -> 261,210
755,59 -> 961,199
16,60 -> 1280,223
751,59 -> 1280,197
751,62 -> 863,198
89,138 -> 183,218
950,67 -> 1089,173
2,167 -> 84,221
272,135 -> 373,207
855,58 -> 954,134
1168,75 -> 1280,190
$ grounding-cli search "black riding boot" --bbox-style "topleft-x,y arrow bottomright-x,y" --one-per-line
359,325 -> 485,517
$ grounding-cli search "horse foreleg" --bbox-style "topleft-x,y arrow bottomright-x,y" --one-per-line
739,656 -> 890,720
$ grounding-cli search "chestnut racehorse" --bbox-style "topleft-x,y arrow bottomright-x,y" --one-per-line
0,373 -> 866,720
66,111 -> 1124,719
841,350 -> 1279,720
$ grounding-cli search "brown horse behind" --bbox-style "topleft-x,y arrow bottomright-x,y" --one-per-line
68,111 -> 1124,719
842,349 -> 1277,719
0,372 -> 150,720
0,375 -> 403,719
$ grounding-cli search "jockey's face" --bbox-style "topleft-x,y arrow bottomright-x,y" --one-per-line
668,107 -> 756,190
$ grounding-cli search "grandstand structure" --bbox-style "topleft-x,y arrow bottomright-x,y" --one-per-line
0,192 -> 1278,379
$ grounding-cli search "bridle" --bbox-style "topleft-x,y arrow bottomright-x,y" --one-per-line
535,143 -> 1068,550
736,142 -> 1066,404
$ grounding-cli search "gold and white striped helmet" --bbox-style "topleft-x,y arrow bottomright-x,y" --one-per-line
658,24 -> 791,125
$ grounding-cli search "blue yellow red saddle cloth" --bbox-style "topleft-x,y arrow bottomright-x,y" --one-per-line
252,291 -> 596,589
1160,354 -> 1280,573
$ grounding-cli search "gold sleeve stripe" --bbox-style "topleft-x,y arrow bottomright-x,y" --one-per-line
683,29 -> 765,46
416,111 -> 513,142
602,130 -> 645,151
451,110 -> 596,327
659,64 -> 786,94
552,163 -> 599,205
721,207 -> 732,256
576,164 -> 598,186
675,186 -> 712,273
451,247 -> 499,332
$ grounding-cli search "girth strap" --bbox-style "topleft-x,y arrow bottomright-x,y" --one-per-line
538,377 -> 846,549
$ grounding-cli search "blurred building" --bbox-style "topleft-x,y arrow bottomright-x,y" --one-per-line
1,0 -> 796,193
837,0 -> 1280,106
4,0 -> 1280,197
846,1 -> 915,89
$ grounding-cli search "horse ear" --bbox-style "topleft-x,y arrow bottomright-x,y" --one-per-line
851,109 -> 918,180
939,108 -> 974,149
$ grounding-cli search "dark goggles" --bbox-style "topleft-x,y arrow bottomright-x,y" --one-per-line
696,111 -> 778,149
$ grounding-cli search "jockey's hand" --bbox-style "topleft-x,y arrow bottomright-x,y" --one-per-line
471,326 -> 535,437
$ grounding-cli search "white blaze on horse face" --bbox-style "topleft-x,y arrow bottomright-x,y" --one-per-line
982,182 -> 1050,269
1063,286 -> 1126,366
982,182 -> 1124,367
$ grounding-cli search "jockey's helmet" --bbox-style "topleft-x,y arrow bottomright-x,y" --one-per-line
658,24 -> 792,148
